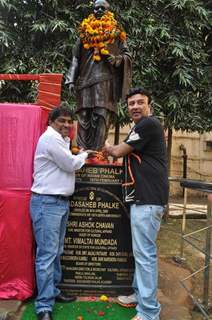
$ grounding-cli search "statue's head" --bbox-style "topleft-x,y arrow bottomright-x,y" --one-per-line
93,0 -> 110,19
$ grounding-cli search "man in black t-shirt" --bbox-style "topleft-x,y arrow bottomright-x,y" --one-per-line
103,87 -> 169,320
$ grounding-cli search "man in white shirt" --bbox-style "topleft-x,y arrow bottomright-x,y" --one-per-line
30,107 -> 95,320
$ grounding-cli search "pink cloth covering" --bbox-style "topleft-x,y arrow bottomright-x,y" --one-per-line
0,190 -> 35,300
0,104 -> 49,190
0,103 -> 49,300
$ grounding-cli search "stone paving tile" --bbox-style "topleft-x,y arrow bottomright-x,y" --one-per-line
0,300 -> 23,320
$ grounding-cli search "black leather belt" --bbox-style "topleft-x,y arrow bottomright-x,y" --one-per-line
32,192 -> 69,200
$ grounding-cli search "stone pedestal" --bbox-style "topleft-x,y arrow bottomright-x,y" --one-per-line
61,164 -> 134,296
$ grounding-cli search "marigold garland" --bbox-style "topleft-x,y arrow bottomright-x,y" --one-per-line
79,11 -> 126,61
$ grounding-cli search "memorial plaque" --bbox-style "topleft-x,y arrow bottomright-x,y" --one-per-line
61,164 -> 134,296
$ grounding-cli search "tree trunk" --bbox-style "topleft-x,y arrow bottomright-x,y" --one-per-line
114,121 -> 120,145
167,127 -> 172,177
113,122 -> 120,163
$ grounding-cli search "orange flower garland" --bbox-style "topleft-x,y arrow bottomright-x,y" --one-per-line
79,11 -> 126,61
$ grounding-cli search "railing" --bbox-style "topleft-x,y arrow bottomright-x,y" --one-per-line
168,178 -> 212,319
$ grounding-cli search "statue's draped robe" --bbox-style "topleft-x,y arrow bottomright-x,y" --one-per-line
66,38 -> 132,149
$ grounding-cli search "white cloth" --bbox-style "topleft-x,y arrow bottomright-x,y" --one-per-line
31,126 -> 88,196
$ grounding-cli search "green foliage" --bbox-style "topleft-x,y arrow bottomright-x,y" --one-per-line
115,0 -> 211,131
0,0 -> 211,132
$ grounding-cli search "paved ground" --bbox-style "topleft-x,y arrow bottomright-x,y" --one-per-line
0,299 -> 22,319
159,258 -> 192,320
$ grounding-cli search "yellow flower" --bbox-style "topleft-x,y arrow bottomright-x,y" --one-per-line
83,43 -> 90,49
93,55 -> 101,61
101,48 -> 109,55
120,31 -> 127,41
99,295 -> 109,301
88,28 -> 95,35
83,18 -> 89,24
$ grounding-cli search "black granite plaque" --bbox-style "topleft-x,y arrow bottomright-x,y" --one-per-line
60,164 -> 134,296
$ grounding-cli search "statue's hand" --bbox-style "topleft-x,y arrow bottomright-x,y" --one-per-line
69,83 -> 75,95
107,54 -> 123,67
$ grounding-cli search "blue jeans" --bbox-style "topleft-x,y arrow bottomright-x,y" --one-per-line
30,194 -> 69,314
130,204 -> 164,320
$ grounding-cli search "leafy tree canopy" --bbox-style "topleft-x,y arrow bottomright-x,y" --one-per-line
0,0 -> 211,132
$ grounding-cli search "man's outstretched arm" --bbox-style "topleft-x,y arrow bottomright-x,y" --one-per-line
103,141 -> 133,158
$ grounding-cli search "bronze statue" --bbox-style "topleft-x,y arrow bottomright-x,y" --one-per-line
66,0 -> 132,150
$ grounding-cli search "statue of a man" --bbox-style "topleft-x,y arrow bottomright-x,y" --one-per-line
66,0 -> 132,150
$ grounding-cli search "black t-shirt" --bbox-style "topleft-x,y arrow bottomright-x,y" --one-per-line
123,116 -> 169,205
